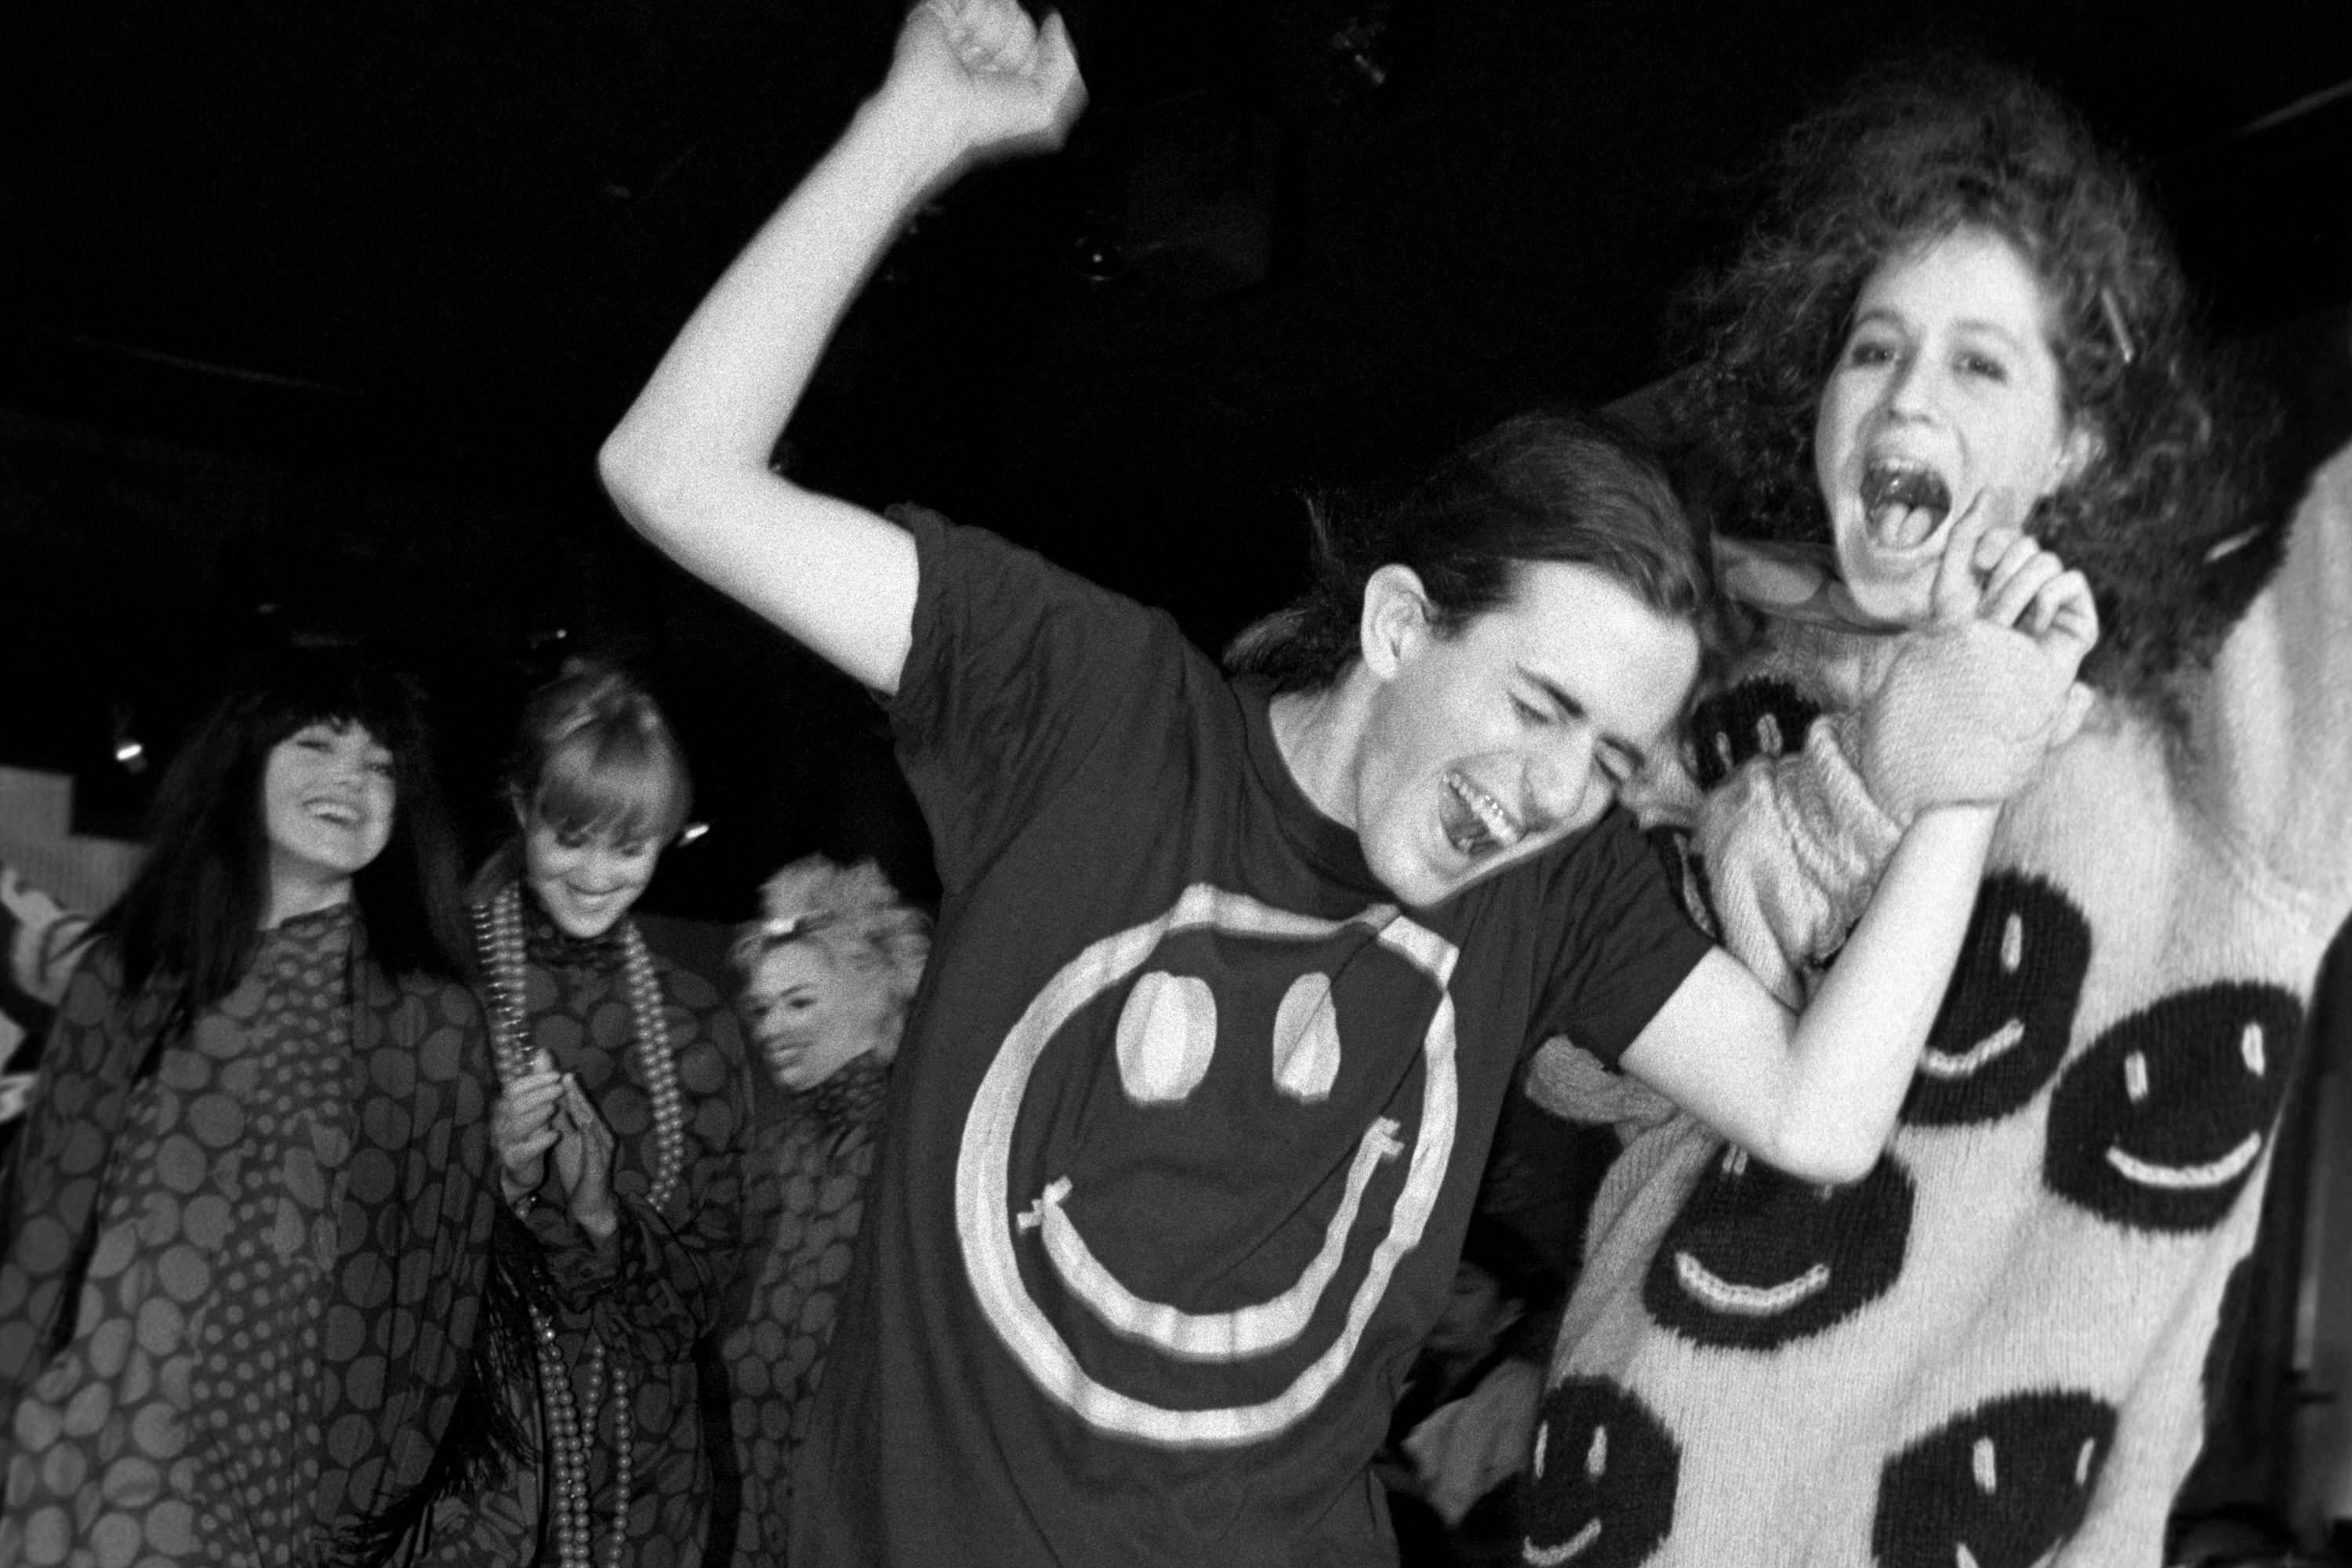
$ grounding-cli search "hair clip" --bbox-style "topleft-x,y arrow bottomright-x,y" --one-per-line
2098,287 -> 2136,367
761,910 -> 836,945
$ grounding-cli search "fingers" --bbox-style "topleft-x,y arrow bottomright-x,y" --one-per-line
557,1076 -> 617,1161
928,0 -> 1030,70
501,1127 -> 560,1167
2032,568 -> 2099,644
495,1073 -> 564,1127
1927,494 -> 2000,624
1981,539 -> 2065,630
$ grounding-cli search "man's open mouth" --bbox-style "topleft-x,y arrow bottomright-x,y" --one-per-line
1442,773 -> 1523,856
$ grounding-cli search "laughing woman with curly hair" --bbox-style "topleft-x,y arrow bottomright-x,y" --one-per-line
1513,59 -> 2352,1567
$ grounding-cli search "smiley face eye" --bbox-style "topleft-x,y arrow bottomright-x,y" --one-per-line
1271,974 -> 1341,1102
1116,971 -> 1217,1103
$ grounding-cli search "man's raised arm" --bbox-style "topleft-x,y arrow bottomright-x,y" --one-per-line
598,0 -> 1085,695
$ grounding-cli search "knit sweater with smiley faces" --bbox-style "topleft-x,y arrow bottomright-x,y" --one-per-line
1519,443 -> 2352,1568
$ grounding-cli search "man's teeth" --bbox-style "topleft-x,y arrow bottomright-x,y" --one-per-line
1446,776 -> 1522,855
307,800 -> 359,826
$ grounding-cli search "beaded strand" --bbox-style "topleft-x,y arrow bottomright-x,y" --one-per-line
474,880 -> 685,1568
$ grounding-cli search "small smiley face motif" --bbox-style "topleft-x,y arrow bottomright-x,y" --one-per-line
1901,874 -> 2092,1129
1642,1145 -> 1914,1350
1690,678 -> 1823,790
1872,1389 -> 2116,1568
1519,1377 -> 1679,1568
2045,982 -> 2302,1232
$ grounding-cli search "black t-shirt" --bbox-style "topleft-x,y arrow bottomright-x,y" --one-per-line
791,511 -> 1711,1566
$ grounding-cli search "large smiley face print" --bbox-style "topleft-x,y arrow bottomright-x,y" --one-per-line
957,884 -> 1461,1447
2045,982 -> 2302,1232
1872,1389 -> 2116,1568
1900,873 -> 2091,1129
1519,1377 -> 1679,1568
1642,1145 -> 1914,1350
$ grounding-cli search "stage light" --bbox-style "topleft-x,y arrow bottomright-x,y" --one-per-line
111,706 -> 148,775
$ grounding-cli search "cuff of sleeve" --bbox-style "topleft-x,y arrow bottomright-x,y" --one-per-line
524,1202 -> 622,1298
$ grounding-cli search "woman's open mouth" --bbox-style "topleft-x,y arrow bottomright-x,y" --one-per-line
1860,459 -> 1952,550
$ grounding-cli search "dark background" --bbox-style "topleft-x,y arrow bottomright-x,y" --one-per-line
4,0 -> 2349,915
5,0 -> 2350,1537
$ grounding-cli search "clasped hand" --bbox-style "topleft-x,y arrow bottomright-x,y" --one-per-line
1856,488 -> 2103,819
882,0 -> 1087,173
492,1049 -> 620,1240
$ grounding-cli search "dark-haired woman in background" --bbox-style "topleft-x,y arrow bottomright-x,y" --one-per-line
430,660 -> 751,1568
0,647 -> 503,1566
1516,60 -> 2352,1565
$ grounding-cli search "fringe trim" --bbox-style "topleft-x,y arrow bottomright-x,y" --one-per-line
321,1209 -> 558,1566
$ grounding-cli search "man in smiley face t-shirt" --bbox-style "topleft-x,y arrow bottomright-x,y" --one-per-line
596,5 -> 2080,1560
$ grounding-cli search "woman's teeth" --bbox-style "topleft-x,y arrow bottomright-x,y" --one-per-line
1861,462 -> 1951,548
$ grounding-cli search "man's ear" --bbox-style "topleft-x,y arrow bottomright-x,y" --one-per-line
1359,564 -> 1434,681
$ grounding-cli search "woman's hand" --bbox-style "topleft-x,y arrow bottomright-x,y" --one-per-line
1951,509 -> 2100,747
1850,492 -> 2103,818
492,1050 -> 564,1208
550,1073 -> 620,1242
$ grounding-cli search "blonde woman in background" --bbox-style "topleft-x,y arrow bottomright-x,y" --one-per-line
712,856 -> 928,1568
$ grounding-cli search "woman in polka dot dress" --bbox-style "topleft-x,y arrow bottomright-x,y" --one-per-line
431,660 -> 752,1568
706,855 -> 927,1568
0,647 -> 504,1568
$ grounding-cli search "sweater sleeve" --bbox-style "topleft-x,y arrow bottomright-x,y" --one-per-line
1691,715 -> 1904,1008
2191,441 -> 2352,934
532,968 -> 754,1366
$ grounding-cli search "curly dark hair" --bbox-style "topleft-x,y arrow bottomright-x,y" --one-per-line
1678,55 -> 2281,714
1224,408 -> 1722,693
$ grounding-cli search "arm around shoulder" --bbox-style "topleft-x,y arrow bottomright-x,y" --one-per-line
1621,802 -> 1998,1183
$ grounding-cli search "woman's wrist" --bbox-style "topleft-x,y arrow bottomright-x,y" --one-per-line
572,1196 -> 619,1242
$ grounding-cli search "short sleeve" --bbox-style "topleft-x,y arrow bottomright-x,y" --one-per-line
1530,810 -> 1715,1066
889,506 -> 1204,895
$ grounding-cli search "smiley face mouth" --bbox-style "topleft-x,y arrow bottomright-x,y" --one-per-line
1523,1522 -> 1602,1565
1671,1251 -> 1831,1316
2103,1133 -> 2263,1192
1018,1117 -> 1406,1361
1919,1018 -> 2024,1080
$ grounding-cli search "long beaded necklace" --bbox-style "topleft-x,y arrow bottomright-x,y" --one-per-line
474,880 -> 688,1568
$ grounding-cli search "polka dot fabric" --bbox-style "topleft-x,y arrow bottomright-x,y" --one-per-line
712,1055 -> 886,1565
423,895 -> 752,1568
0,909 -> 501,1568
